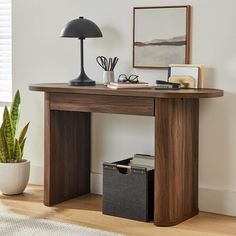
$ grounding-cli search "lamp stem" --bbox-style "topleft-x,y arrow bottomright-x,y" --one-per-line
68,37 -> 95,86
80,38 -> 84,75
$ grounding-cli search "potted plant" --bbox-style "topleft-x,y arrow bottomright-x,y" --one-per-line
0,90 -> 30,195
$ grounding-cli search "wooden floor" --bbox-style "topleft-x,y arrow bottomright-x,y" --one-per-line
0,185 -> 236,236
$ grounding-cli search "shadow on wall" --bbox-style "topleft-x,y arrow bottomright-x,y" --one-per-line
91,113 -> 155,174
0,106 -> 3,122
204,67 -> 215,88
199,91 -> 236,190
199,90 -> 236,216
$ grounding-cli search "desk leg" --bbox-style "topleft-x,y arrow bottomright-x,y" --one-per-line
155,98 -> 199,226
44,93 -> 91,206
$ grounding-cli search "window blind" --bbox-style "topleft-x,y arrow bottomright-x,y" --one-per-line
0,0 -> 11,103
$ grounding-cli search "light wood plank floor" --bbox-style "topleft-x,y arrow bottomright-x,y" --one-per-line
0,185 -> 236,236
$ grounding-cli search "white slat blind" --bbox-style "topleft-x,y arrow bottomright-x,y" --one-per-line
0,0 -> 11,103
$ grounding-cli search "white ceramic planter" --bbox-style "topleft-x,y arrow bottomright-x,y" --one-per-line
0,160 -> 30,195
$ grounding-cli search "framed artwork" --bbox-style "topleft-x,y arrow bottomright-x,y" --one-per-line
168,64 -> 205,88
133,6 -> 191,69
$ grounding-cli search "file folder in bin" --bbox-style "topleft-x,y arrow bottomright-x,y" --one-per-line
102,158 -> 154,222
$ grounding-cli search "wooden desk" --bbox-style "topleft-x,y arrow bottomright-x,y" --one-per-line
29,83 -> 223,226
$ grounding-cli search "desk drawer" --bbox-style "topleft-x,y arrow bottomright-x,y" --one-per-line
50,93 -> 154,116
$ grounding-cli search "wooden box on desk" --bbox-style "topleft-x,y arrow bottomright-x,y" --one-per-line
102,158 -> 154,222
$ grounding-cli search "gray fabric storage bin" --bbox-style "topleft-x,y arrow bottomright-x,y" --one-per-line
102,158 -> 154,222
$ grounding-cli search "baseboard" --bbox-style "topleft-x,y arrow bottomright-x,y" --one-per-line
91,172 -> 103,195
28,167 -> 104,191
29,165 -> 44,185
29,169 -> 236,217
199,187 -> 236,217
91,173 -> 236,217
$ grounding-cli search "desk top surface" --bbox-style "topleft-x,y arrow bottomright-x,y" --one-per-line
29,83 -> 223,99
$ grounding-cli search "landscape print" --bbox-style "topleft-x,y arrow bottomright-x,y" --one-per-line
133,7 -> 190,68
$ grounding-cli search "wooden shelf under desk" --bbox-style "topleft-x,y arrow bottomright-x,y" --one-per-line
29,83 -> 223,227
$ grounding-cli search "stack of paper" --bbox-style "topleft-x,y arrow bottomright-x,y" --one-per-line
129,154 -> 155,170
107,82 -> 151,89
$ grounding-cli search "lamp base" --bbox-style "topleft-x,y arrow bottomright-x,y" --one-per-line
69,79 -> 95,86
69,72 -> 96,86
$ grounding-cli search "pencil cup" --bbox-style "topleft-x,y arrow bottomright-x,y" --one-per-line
103,71 -> 114,85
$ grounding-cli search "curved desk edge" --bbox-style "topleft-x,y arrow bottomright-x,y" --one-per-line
29,83 -> 224,99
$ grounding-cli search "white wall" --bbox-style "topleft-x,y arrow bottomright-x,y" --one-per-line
12,0 -> 236,216
0,107 -> 3,121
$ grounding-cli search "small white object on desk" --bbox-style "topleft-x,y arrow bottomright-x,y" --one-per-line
103,71 -> 114,85
169,64 -> 205,88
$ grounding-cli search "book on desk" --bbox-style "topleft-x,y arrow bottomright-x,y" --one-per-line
107,81 -> 152,89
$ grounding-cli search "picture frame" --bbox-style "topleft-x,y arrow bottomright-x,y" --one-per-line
133,6 -> 191,69
168,64 -> 205,88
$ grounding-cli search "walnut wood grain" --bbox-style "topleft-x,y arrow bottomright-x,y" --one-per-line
44,93 -> 51,205
50,93 -> 154,116
30,83 -> 224,226
155,98 -> 199,226
29,84 -> 224,99
44,93 -> 91,206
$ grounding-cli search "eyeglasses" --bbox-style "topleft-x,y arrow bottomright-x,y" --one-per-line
117,74 -> 139,83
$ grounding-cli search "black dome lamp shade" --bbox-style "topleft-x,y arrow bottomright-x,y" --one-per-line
60,17 -> 103,86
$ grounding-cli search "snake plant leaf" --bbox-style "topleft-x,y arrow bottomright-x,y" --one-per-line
0,127 -> 9,162
14,139 -> 22,162
19,122 -> 29,145
20,137 -> 26,159
0,151 -> 4,163
2,106 -> 14,159
0,153 -> 3,163
10,90 -> 21,136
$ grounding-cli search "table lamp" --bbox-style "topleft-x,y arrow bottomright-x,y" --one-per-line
60,17 -> 103,86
